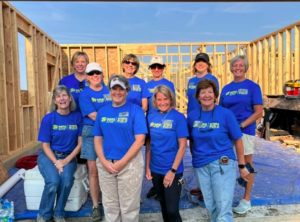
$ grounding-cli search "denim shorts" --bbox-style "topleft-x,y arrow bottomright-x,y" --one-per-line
81,125 -> 97,160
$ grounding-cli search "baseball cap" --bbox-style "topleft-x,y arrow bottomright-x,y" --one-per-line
110,77 -> 127,90
195,53 -> 210,63
149,56 -> 165,67
85,62 -> 103,73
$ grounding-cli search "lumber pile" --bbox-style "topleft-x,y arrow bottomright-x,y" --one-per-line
270,131 -> 300,153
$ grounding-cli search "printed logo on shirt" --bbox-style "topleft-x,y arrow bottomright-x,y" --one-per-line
91,97 -> 105,103
188,83 -> 196,89
119,112 -> 129,117
149,88 -> 155,93
69,125 -> 78,130
150,122 -> 162,128
193,121 -> 220,129
104,94 -> 112,101
225,89 -> 248,96
101,117 -> 116,123
53,125 -> 67,130
162,120 -> 173,129
117,117 -> 128,123
70,88 -> 82,93
132,85 -> 141,91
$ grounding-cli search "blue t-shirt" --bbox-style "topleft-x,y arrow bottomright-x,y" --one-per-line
187,74 -> 219,114
92,102 -> 148,160
147,109 -> 189,175
219,79 -> 263,136
146,78 -> 175,114
79,86 -> 112,126
127,76 -> 150,107
38,111 -> 83,153
187,105 -> 242,168
59,74 -> 87,113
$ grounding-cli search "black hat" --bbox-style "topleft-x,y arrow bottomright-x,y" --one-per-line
195,53 -> 209,63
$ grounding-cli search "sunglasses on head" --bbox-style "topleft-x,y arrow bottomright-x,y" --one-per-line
150,65 -> 164,70
124,60 -> 138,66
87,70 -> 102,76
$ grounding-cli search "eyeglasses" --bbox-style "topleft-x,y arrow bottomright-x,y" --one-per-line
150,65 -> 164,70
78,82 -> 84,90
87,71 -> 102,76
124,60 -> 138,66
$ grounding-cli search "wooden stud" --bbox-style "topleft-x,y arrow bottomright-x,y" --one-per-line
224,44 -> 228,86
286,29 -> 292,81
270,35 -> 276,94
278,33 -> 283,94
295,25 -> 300,80
263,38 -> 269,95
258,41 -> 263,88
252,43 -> 258,83
247,44 -> 252,81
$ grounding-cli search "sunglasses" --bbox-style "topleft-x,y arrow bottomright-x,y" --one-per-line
124,60 -> 138,66
78,82 -> 84,90
150,65 -> 164,70
87,71 -> 102,76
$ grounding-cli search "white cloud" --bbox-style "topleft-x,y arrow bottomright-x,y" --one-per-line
218,3 -> 257,14
51,12 -> 64,21
155,7 -> 208,27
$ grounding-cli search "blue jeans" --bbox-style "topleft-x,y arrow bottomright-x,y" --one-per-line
38,152 -> 77,220
81,125 -> 97,160
194,159 -> 236,222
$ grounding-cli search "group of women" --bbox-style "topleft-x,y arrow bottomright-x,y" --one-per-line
36,50 -> 262,222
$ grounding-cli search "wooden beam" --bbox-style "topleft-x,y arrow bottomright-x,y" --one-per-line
278,33 -> 283,94
3,6 -> 17,152
46,51 -> 55,66
285,29 -> 292,81
270,35 -> 276,94
252,43 -> 258,83
224,44 -> 228,85
263,38 -> 269,94
11,10 -> 22,149
246,44 -> 252,81
41,34 -> 48,114
0,4 -> 9,155
295,25 -> 300,80
16,14 -> 30,37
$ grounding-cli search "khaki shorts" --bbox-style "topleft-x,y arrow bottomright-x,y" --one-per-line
241,133 -> 255,155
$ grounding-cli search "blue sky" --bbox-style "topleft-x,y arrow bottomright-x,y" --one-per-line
9,2 -> 300,89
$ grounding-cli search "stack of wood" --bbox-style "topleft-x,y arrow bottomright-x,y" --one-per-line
270,134 -> 300,153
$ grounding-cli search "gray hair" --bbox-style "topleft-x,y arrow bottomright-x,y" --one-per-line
108,74 -> 131,92
152,85 -> 176,109
230,55 -> 249,73
49,85 -> 76,112
71,51 -> 89,68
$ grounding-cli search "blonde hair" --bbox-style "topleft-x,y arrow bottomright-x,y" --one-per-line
71,51 -> 89,70
152,85 -> 176,109
49,85 -> 76,112
121,54 -> 140,75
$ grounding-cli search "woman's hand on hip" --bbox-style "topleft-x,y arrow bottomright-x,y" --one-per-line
163,171 -> 175,188
239,168 -> 250,182
145,168 -> 152,180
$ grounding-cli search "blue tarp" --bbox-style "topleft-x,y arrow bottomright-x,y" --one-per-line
3,138 -> 300,219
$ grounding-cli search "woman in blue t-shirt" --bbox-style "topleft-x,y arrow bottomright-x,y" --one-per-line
59,51 -> 89,165
187,52 -> 220,200
121,53 -> 150,112
146,85 -> 188,222
187,79 -> 250,222
79,62 -> 111,221
219,55 -> 263,214
93,74 -> 148,222
36,85 -> 82,222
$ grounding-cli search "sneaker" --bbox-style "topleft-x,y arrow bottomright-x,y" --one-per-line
53,216 -> 66,222
92,205 -> 102,222
36,214 -> 46,222
146,186 -> 157,199
233,199 -> 252,214
190,187 -> 201,195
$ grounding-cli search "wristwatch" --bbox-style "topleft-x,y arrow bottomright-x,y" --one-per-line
238,164 -> 246,169
170,168 -> 177,173
239,123 -> 243,129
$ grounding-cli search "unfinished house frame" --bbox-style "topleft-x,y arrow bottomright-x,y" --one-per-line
1,1 -> 300,165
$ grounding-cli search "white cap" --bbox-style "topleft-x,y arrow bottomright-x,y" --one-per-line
85,62 -> 103,73
110,77 -> 126,90
149,56 -> 165,67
